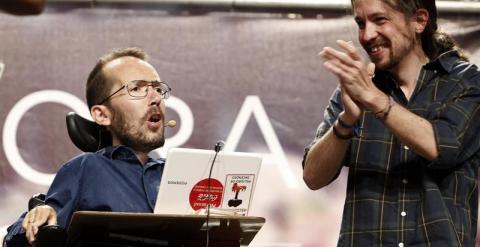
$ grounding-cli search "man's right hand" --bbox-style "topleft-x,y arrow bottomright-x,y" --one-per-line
339,61 -> 375,124
21,205 -> 57,244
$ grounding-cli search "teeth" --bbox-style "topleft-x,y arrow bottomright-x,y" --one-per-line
370,45 -> 384,53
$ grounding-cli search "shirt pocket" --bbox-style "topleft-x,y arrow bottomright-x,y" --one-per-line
348,112 -> 395,172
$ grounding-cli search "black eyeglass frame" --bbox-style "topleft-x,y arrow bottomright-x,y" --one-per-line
98,80 -> 171,105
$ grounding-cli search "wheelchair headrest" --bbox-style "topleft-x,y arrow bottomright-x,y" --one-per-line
66,112 -> 111,152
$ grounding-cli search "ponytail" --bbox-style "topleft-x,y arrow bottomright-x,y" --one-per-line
420,0 -> 468,61
424,31 -> 469,61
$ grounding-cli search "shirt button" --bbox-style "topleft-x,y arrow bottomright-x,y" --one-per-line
401,211 -> 407,217
399,243 -> 404,247
402,179 -> 408,184
403,145 -> 409,150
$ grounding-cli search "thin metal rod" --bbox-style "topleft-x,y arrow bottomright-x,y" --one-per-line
47,0 -> 480,15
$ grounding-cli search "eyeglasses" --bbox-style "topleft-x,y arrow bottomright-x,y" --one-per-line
99,80 -> 171,105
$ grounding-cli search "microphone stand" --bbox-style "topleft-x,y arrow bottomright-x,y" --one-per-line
205,140 -> 224,247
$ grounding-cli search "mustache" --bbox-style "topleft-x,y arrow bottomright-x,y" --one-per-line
144,106 -> 164,121
363,38 -> 389,50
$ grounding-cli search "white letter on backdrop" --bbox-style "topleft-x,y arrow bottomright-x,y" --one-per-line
224,95 -> 298,188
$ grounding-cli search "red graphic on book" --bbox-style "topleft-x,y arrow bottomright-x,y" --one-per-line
228,183 -> 247,207
189,178 -> 224,211
232,183 -> 247,192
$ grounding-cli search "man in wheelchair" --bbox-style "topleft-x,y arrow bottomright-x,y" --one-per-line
4,47 -> 173,247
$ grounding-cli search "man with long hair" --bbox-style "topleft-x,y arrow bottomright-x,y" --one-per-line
303,0 -> 480,246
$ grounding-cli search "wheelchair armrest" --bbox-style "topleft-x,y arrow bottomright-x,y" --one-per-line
27,194 -> 66,247
35,225 -> 67,247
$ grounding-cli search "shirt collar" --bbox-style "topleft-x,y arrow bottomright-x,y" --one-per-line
98,145 -> 134,160
97,145 -> 165,168
373,50 -> 460,92
423,50 -> 460,74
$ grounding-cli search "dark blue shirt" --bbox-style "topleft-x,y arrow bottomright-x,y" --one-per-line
5,145 -> 165,246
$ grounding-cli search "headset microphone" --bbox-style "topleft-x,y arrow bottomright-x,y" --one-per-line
164,120 -> 177,128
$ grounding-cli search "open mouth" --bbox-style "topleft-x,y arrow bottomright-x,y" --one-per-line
148,114 -> 161,123
368,44 -> 386,56
146,112 -> 163,130
370,45 -> 382,54
365,39 -> 389,58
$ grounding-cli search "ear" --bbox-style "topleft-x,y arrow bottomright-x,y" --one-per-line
90,105 -> 112,127
414,8 -> 429,34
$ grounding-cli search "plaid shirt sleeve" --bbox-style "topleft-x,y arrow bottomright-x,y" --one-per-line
302,86 -> 350,170
427,65 -> 480,169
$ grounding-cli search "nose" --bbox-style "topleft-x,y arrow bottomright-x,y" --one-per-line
360,22 -> 378,43
147,85 -> 163,106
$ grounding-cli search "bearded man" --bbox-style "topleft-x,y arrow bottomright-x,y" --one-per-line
303,0 -> 480,246
5,47 -> 172,246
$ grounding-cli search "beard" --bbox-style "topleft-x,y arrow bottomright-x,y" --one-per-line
372,53 -> 400,71
366,32 -> 416,71
109,107 -> 165,153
